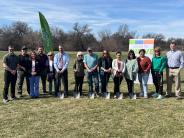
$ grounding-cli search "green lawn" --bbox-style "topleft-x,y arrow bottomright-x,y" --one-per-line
0,51 -> 184,138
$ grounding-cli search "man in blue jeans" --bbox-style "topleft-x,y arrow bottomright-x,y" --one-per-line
84,47 -> 99,99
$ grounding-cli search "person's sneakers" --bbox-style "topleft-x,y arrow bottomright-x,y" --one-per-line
59,93 -> 64,99
176,96 -> 183,100
117,93 -> 123,99
17,93 -> 23,98
132,94 -> 137,100
43,91 -> 48,94
76,93 -> 80,99
90,93 -> 95,99
95,93 -> 100,98
105,92 -> 110,99
139,93 -> 144,97
3,99 -> 8,103
156,94 -> 163,100
10,97 -> 17,101
152,93 -> 159,98
165,94 -> 171,98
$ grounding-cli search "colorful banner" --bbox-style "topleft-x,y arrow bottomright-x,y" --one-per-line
129,39 -> 154,84
39,12 -> 53,53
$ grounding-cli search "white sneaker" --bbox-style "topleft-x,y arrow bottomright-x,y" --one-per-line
118,93 -> 123,99
59,93 -> 64,99
156,94 -> 163,100
132,94 -> 137,100
76,93 -> 80,99
3,99 -> 8,103
90,93 -> 94,99
105,92 -> 110,99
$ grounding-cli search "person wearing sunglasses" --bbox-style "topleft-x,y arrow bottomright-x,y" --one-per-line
151,47 -> 166,99
73,51 -> 85,98
98,50 -> 112,99
17,46 -> 30,98
47,51 -> 56,95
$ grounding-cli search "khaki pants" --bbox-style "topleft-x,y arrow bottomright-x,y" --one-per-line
166,68 -> 181,97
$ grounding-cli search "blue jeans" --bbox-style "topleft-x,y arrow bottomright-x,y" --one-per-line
138,73 -> 149,97
29,76 -> 40,98
87,71 -> 99,94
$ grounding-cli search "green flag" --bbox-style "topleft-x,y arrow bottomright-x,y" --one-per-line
39,12 -> 53,53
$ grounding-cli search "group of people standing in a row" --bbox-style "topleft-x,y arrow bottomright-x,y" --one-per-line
2,40 -> 184,103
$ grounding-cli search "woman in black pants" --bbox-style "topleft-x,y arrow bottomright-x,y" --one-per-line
112,51 -> 125,99
73,51 -> 85,98
98,50 -> 112,98
124,50 -> 138,99
47,51 -> 56,95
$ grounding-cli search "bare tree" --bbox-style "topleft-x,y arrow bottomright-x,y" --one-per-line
142,33 -> 166,49
112,24 -> 137,51
71,22 -> 94,51
0,21 -> 38,50
51,27 -> 67,50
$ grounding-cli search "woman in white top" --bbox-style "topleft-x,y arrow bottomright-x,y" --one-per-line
112,51 -> 125,99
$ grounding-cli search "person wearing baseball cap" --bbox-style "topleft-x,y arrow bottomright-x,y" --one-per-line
17,46 -> 30,98
83,47 -> 99,99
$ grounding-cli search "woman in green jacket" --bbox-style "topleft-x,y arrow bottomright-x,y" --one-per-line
151,47 -> 166,99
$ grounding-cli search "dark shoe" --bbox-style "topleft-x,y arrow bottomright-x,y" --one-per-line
139,92 -> 144,97
176,96 -> 183,100
165,94 -> 171,98
64,93 -> 68,98
10,97 -> 17,101
43,91 -> 48,94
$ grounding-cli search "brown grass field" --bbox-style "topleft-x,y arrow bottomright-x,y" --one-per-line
0,51 -> 184,138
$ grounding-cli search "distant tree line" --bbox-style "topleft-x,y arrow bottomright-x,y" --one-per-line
0,21 -> 184,51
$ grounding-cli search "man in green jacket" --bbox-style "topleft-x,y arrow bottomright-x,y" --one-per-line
151,47 -> 166,99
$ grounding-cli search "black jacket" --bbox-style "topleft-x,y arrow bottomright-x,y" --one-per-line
47,60 -> 56,74
27,58 -> 41,76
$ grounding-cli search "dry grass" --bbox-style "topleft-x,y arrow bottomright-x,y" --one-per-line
0,51 -> 184,138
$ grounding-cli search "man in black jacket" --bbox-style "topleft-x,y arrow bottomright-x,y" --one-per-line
37,46 -> 49,94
